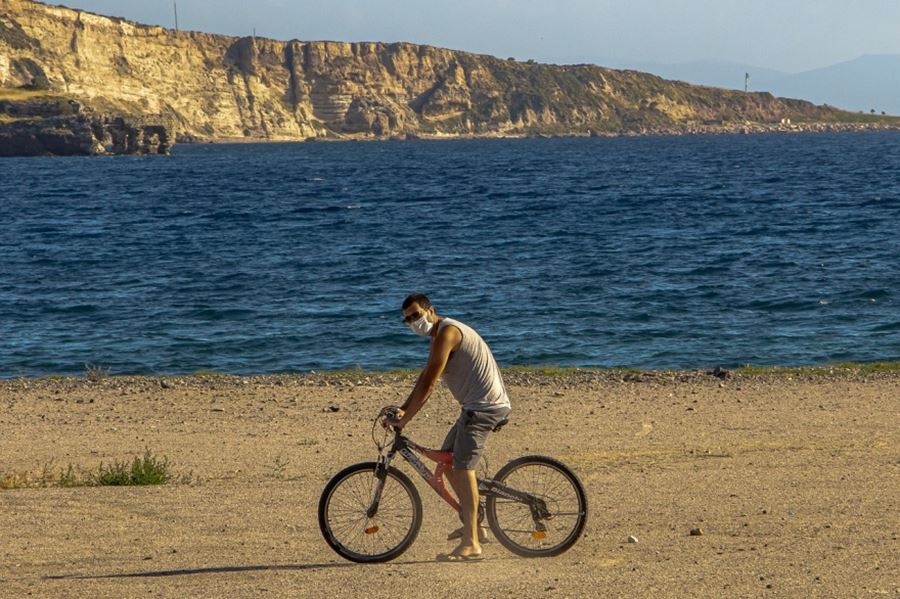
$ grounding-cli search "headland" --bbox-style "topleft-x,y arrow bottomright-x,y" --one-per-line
2,0 -> 900,155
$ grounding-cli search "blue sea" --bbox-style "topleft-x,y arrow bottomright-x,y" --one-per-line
2,133 -> 899,377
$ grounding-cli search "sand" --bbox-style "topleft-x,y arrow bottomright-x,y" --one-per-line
1,369 -> 898,598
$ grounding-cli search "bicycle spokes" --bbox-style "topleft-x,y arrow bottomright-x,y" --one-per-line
320,464 -> 421,562
485,456 -> 588,557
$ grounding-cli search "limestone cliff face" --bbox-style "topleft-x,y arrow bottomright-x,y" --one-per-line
0,0 -> 866,141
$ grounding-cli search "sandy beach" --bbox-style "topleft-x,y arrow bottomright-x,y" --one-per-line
1,369 -> 897,598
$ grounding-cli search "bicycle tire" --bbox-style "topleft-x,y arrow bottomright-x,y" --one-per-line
485,455 -> 588,557
318,461 -> 423,563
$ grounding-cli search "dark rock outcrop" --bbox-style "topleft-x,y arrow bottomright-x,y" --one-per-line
0,113 -> 172,156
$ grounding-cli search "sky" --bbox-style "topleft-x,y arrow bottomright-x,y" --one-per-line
52,0 -> 900,74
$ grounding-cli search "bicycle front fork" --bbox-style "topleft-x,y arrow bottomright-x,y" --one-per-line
366,453 -> 393,518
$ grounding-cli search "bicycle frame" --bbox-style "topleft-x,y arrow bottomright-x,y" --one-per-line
371,430 -> 458,514
368,429 -> 551,522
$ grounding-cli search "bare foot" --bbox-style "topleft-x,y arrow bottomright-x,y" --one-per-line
450,542 -> 482,558
436,543 -> 485,562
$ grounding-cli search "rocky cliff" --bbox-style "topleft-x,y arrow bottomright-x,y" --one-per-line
0,92 -> 171,156
1,0 -> 897,143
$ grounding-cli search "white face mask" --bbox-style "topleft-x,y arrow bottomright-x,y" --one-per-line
408,313 -> 434,337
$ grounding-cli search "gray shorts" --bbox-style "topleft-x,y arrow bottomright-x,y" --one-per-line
440,406 -> 511,470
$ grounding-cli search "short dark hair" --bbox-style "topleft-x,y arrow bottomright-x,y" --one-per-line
402,293 -> 432,311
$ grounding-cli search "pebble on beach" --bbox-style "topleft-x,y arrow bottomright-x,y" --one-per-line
627,535 -> 639,543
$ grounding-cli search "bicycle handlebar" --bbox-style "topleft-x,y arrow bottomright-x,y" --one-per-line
372,406 -> 404,451
382,406 -> 403,424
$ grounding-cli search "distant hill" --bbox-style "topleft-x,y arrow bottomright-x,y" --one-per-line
631,56 -> 900,116
775,55 -> 900,116
1,0 -> 899,143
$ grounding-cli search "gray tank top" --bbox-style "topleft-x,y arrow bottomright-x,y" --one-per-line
438,318 -> 511,411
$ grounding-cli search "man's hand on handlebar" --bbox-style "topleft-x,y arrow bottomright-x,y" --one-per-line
381,406 -> 406,430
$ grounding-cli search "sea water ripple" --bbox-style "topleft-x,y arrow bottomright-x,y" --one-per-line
1,133 -> 899,376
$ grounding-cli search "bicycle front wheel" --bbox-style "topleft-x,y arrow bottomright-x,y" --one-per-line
485,455 -> 588,557
318,461 -> 422,563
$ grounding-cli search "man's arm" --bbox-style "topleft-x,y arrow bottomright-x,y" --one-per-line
396,325 -> 461,428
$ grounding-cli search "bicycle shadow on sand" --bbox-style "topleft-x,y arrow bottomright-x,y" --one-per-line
43,559 -> 442,581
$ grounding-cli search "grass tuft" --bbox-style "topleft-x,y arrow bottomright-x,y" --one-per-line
92,450 -> 172,486
57,463 -> 85,488
0,450 -> 190,490
84,362 -> 111,381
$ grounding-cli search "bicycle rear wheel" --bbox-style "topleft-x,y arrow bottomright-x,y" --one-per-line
318,461 -> 422,563
485,455 -> 587,557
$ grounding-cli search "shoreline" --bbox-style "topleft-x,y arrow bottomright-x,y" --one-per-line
4,361 -> 900,388
194,121 -> 900,145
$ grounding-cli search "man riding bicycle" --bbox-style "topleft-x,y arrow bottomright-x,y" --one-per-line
385,293 -> 511,562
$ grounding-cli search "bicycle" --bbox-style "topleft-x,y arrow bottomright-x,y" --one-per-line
318,407 -> 588,563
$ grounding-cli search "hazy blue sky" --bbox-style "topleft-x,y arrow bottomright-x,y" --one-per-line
55,0 -> 900,73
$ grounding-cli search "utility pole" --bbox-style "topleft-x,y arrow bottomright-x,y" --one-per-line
174,2 -> 179,32
745,72 -> 750,92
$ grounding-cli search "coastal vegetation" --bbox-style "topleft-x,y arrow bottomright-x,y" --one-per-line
0,450 -> 188,490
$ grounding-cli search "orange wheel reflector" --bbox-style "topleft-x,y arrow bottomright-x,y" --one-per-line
365,526 -> 379,535
532,531 -> 547,539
